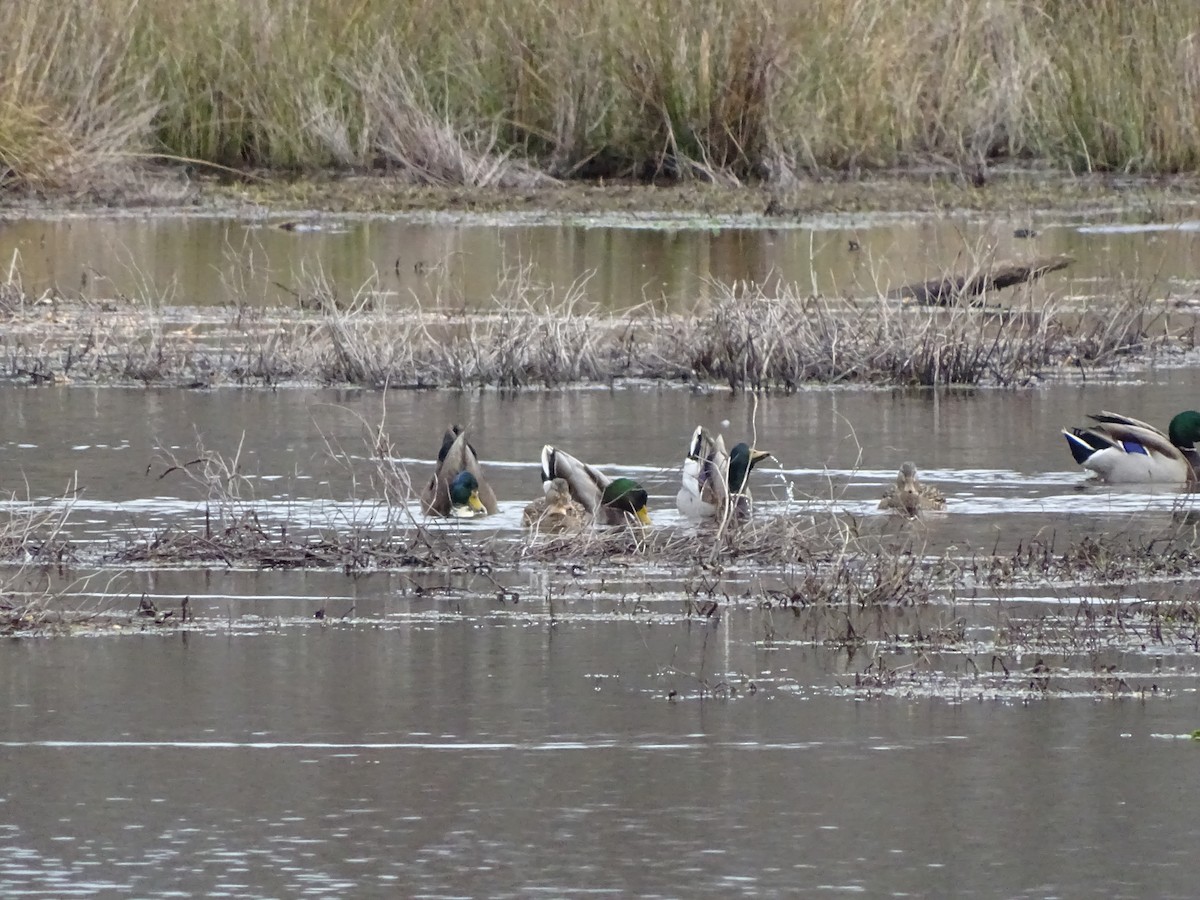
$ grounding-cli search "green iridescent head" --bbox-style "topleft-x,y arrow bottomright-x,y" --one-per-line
1168,411 -> 1200,449
448,471 -> 485,514
601,477 -> 651,525
727,443 -> 771,493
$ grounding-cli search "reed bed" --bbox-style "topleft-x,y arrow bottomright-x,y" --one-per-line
0,578 -> 110,635
105,519 -> 497,572
3,0 -> 1200,194
973,521 -> 1200,587
0,482 -> 91,634
0,270 -> 1185,389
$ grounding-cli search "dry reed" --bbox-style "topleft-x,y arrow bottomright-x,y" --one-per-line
0,263 -> 1186,389
10,432 -> 1200,645
4,0 -> 1200,194
0,480 -> 91,634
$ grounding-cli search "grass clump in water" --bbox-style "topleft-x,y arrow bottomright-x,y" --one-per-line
0,260 -> 1186,390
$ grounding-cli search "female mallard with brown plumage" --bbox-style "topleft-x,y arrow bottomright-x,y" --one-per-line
522,477 -> 588,533
879,462 -> 945,516
539,445 -> 651,526
421,425 -> 498,518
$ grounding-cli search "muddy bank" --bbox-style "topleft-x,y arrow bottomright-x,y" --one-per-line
6,167 -> 1200,218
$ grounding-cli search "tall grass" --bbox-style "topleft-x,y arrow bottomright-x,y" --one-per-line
3,0 -> 1200,189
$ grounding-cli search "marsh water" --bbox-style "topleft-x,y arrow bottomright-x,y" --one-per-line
3,210 -> 1200,897
6,207 -> 1200,310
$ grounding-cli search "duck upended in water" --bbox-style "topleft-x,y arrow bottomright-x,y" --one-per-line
676,426 -> 772,520
421,425 -> 498,517
539,445 -> 651,526
522,477 -> 588,533
1062,410 -> 1200,484
879,462 -> 945,516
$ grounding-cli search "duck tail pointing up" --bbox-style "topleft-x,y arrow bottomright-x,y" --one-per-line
1063,428 -> 1102,466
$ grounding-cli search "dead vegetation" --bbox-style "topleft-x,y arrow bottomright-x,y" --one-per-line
6,0 -> 1200,194
0,480 -> 95,635
967,519 -> 1200,587
0,263 -> 1189,390
887,255 -> 1074,305
9,414 -> 1200,656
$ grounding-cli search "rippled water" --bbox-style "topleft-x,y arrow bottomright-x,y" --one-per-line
2,623 -> 1198,897
3,210 -> 1200,897
2,381 -> 1200,896
5,378 -> 1200,542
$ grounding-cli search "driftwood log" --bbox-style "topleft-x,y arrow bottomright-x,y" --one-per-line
887,255 -> 1073,305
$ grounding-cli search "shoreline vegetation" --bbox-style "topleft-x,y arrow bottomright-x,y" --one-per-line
7,0 -> 1200,678
5,1 -> 1200,204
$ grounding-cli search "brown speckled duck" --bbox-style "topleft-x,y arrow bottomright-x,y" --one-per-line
878,462 -> 945,517
522,477 -> 588,533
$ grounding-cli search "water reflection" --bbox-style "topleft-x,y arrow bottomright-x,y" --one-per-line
1,627 -> 1197,897
3,209 -> 1197,311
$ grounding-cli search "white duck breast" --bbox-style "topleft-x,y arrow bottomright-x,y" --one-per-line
676,426 -> 770,519
677,427 -> 729,518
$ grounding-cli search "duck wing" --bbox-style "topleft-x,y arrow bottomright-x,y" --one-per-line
1085,414 -> 1180,460
1088,411 -> 1163,433
541,444 -> 610,514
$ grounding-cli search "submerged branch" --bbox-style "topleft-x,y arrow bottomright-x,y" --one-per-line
887,255 -> 1074,305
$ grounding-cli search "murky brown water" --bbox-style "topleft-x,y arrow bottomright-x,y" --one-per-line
2,626 -> 1197,898
4,209 -> 1200,310
3,212 -> 1200,897
3,382 -> 1200,896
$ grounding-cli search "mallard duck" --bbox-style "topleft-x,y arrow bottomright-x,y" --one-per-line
420,425 -> 498,517
879,462 -> 945,516
675,426 -> 772,519
540,445 -> 651,526
1063,410 -> 1200,484
522,477 -> 588,533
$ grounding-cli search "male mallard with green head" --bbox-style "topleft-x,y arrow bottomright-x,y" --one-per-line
676,426 -> 772,520
879,462 -> 945,516
1063,410 -> 1200,484
421,425 -> 498,518
540,445 -> 651,526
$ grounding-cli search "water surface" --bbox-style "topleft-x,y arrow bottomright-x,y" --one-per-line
3,209 -> 1200,897
2,621 -> 1197,898
4,209 -> 1199,310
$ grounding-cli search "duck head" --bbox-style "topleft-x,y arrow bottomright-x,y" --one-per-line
448,471 -> 487,516
727,443 -> 772,493
602,477 -> 651,525
1168,411 -> 1200,450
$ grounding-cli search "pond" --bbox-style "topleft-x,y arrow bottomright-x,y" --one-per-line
1,207 -> 1199,898
4,206 -> 1200,310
